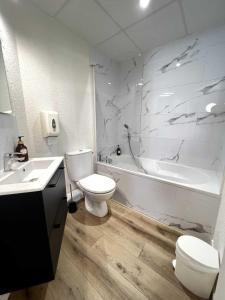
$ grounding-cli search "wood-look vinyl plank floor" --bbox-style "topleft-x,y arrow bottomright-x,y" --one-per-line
10,200 -> 202,300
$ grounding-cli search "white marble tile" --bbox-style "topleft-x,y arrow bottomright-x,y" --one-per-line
97,163 -> 219,241
94,24 -> 225,168
142,81 -> 225,115
93,25 -> 225,242
204,43 -> 225,81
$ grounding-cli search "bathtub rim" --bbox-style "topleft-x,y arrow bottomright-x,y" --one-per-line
96,161 -> 222,198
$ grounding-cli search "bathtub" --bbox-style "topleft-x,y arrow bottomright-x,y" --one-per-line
96,154 -> 222,241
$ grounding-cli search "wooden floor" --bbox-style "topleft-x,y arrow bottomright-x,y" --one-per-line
10,200 -> 202,300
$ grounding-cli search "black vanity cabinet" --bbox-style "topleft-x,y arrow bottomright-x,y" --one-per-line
0,162 -> 67,295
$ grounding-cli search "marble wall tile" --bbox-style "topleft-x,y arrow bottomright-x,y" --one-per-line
93,27 -> 225,243
93,24 -> 225,173
92,50 -> 121,158
97,163 -> 220,242
140,26 -> 225,172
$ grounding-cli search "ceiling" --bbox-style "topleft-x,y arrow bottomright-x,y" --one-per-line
31,0 -> 225,62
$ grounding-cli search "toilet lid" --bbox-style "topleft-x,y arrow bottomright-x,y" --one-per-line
177,235 -> 219,270
78,174 -> 116,194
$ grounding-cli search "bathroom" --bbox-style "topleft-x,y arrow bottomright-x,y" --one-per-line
0,0 -> 225,299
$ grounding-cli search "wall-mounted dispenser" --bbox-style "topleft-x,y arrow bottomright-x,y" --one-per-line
40,110 -> 60,138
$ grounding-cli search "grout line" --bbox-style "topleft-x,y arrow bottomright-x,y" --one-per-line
123,0 -> 177,32
94,30 -> 123,47
94,0 -> 177,54
29,0 -> 54,18
53,0 -> 72,17
29,0 -> 91,46
123,31 -> 143,52
32,0 -> 185,60
177,0 -> 189,35
93,0 -> 141,52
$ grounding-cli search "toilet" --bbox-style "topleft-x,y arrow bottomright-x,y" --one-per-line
66,149 -> 116,217
174,235 -> 219,299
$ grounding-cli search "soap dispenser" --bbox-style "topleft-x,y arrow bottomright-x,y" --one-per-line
116,145 -> 121,156
15,136 -> 29,162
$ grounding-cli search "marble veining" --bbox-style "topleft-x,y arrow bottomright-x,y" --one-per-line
160,139 -> 184,163
200,76 -> 225,95
93,25 -> 225,242
160,39 -> 199,74
93,26 -> 225,171
167,113 -> 196,125
97,163 -> 220,242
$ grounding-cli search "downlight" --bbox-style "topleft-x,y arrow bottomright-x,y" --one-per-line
139,0 -> 151,9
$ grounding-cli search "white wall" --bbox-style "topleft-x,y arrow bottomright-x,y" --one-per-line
0,1 -> 29,170
0,0 -> 95,161
0,114 -> 17,170
0,49 -> 11,113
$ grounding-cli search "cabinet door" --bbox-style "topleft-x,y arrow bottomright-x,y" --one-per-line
0,193 -> 51,294
49,196 -> 68,273
42,163 -> 67,236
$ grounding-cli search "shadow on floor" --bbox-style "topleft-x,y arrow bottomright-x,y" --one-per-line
71,200 -> 111,226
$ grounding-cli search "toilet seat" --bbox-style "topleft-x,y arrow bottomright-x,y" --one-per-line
176,235 -> 219,271
78,174 -> 116,194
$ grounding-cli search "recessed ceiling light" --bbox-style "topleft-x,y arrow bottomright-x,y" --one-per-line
139,0 -> 150,9
107,82 -> 112,85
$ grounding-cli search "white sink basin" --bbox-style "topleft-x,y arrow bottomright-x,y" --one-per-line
0,157 -> 64,196
0,160 -> 54,185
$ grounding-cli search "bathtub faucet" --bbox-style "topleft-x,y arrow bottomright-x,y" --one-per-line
106,156 -> 113,164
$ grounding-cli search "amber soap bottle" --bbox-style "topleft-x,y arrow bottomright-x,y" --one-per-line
15,136 -> 29,162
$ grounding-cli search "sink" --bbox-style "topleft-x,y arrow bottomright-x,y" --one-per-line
0,160 -> 54,185
0,157 -> 64,195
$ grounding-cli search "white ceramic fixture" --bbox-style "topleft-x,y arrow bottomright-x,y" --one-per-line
0,157 -> 64,195
66,149 -> 116,217
174,235 -> 219,299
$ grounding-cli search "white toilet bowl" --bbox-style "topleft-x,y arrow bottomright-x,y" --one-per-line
66,149 -> 116,218
77,174 -> 116,217
174,235 -> 219,299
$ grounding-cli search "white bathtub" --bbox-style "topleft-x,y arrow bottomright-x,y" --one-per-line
96,155 -> 222,241
103,154 -> 221,195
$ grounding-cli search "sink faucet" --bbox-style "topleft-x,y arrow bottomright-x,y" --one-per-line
3,153 -> 22,172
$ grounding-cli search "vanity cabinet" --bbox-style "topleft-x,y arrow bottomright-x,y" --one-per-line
0,162 -> 67,295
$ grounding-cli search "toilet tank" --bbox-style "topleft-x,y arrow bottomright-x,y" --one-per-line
66,149 -> 93,182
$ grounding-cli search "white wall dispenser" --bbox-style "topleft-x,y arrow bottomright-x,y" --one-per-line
40,110 -> 60,138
